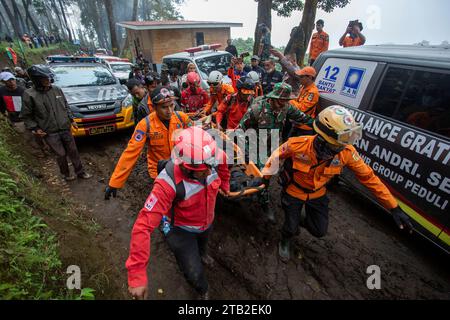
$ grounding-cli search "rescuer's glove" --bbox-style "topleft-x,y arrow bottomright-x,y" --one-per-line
391,206 -> 413,233
104,186 -> 117,200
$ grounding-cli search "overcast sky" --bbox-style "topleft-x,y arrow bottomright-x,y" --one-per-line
179,0 -> 450,49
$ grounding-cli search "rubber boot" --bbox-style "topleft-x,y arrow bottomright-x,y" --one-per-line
199,291 -> 210,300
278,238 -> 291,262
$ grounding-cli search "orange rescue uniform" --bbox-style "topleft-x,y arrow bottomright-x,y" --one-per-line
109,111 -> 192,188
309,31 -> 329,61
262,135 -> 398,209
216,94 -> 251,130
290,83 -> 320,131
204,83 -> 235,114
342,36 -> 364,48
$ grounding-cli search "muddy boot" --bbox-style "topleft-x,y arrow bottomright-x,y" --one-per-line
78,172 -> 93,179
64,174 -> 76,182
198,291 -> 210,300
201,254 -> 215,267
278,238 -> 291,263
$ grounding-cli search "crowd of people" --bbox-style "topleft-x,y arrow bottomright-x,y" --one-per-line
1,18 -> 413,301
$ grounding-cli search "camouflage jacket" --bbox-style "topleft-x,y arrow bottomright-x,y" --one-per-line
238,96 -> 312,131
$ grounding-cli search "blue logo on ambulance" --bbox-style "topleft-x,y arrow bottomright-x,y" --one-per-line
340,67 -> 366,99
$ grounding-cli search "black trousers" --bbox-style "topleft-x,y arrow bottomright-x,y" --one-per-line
165,226 -> 211,295
44,130 -> 84,177
281,191 -> 330,239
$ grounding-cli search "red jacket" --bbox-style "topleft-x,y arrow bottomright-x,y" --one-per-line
180,87 -> 209,113
126,155 -> 230,288
216,94 -> 251,130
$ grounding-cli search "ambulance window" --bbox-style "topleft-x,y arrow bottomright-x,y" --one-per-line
372,67 -> 413,117
394,70 -> 450,138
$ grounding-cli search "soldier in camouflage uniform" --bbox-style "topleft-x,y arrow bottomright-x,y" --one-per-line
237,82 -> 313,222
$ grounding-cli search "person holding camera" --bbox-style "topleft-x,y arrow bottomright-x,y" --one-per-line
339,20 -> 366,48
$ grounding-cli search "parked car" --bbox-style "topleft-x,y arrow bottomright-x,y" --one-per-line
47,56 -> 134,137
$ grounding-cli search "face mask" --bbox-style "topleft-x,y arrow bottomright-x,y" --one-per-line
313,136 -> 344,160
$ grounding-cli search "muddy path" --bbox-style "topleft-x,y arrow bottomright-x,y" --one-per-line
53,130 -> 450,299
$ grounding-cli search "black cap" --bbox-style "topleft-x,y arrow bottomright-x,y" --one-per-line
151,86 -> 177,105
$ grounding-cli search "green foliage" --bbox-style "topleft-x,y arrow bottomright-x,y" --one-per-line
0,118 -> 95,300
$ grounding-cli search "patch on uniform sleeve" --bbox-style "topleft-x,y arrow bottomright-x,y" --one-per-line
144,194 -> 158,211
134,130 -> 145,142
352,152 -> 361,161
308,93 -> 314,102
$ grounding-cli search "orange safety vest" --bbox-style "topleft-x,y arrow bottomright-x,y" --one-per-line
109,111 -> 192,187
290,83 -> 319,130
204,83 -> 235,114
262,136 -> 398,209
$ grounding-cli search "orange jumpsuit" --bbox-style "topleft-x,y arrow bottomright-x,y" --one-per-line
309,31 -> 329,61
204,83 -> 235,114
109,111 -> 192,187
262,135 -> 398,209
290,82 -> 320,131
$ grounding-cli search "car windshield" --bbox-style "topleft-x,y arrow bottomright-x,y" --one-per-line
111,64 -> 132,73
195,54 -> 232,79
52,65 -> 117,87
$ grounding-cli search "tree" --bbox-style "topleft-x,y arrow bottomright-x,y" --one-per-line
0,0 -> 21,37
132,0 -> 139,21
253,0 -> 272,55
22,0 -> 40,34
103,0 -> 119,54
282,0 -> 351,65
58,0 -> 73,42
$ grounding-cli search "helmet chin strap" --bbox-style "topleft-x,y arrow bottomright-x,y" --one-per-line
313,136 -> 342,160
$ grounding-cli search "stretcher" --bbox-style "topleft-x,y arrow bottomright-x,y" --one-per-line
193,113 -> 267,200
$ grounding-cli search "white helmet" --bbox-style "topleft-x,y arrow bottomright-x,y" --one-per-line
247,71 -> 260,83
208,70 -> 223,85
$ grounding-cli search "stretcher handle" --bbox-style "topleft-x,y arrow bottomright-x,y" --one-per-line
227,184 -> 266,199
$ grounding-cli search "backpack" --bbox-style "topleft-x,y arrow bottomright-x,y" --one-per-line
156,159 -> 186,228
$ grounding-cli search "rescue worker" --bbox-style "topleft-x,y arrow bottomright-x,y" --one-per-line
126,126 -> 231,300
216,77 -> 256,130
261,106 -> 413,261
309,19 -> 329,65
247,71 -> 264,97
126,79 -> 147,124
180,72 -> 209,114
261,59 -> 283,95
21,65 -> 92,181
228,56 -> 248,92
204,70 -> 235,115
339,20 -> 366,48
289,66 -> 319,137
104,87 -> 193,199
181,63 -> 197,89
238,83 -> 313,222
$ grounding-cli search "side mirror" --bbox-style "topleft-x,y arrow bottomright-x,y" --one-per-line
119,78 -> 127,85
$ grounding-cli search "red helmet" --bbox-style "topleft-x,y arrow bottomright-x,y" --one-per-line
187,72 -> 200,85
173,127 -> 217,171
